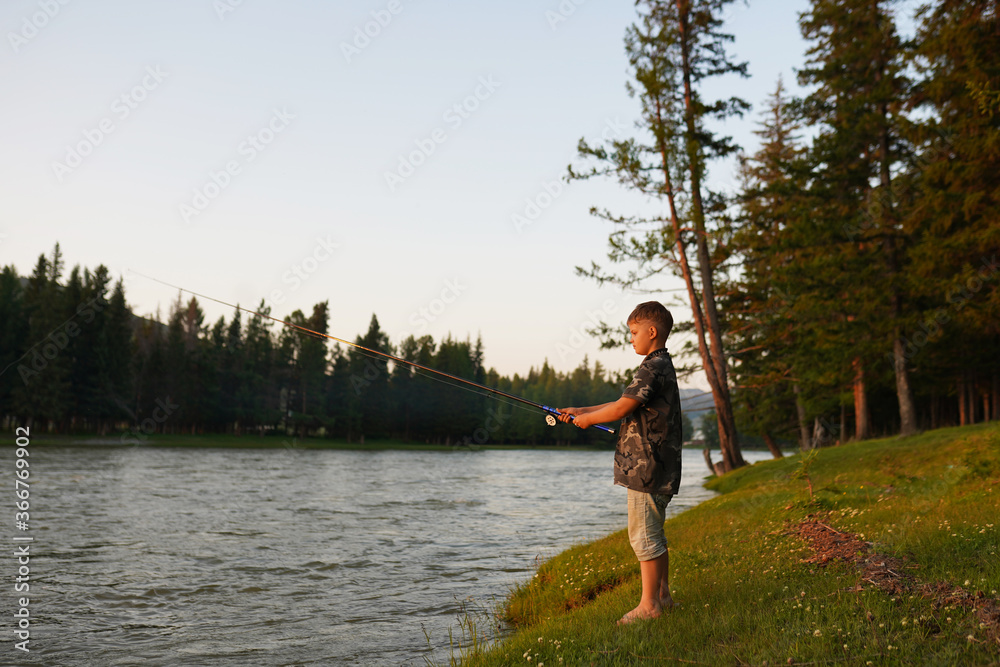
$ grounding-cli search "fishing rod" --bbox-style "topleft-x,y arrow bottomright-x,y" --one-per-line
127,270 -> 615,435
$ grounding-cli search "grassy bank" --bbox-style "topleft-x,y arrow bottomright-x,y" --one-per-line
458,423 -> 1000,666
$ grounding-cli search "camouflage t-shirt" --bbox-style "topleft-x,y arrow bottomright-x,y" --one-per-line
614,348 -> 683,495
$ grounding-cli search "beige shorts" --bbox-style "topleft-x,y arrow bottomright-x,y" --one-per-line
626,488 -> 673,561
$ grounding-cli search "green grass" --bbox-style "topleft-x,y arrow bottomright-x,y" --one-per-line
456,423 -> 1000,666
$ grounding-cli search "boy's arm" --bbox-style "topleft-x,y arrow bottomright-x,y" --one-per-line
559,401 -> 616,416
557,397 -> 639,429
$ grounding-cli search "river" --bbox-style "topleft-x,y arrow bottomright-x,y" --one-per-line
1,445 -> 770,666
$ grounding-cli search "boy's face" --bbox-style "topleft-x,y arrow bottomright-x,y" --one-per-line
628,318 -> 659,356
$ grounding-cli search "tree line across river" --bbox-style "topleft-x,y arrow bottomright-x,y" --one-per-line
1,246 -> 703,447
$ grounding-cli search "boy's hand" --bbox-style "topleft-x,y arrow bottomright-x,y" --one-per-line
556,407 -> 600,429
555,407 -> 579,423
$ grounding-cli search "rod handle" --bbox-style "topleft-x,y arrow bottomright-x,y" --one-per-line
542,406 -> 615,434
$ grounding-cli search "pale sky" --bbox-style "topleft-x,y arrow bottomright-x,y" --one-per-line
0,0 -> 922,386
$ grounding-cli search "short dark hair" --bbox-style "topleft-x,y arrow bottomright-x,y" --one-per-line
627,301 -> 673,339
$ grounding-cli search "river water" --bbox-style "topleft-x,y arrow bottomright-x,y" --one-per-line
1,445 -> 769,666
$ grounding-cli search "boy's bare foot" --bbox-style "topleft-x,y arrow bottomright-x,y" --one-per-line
659,597 -> 680,609
616,603 -> 661,625
658,585 -> 678,610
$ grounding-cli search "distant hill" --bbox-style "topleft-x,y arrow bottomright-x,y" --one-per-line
680,387 -> 714,429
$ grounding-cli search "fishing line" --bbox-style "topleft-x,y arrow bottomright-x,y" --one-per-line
127,269 -> 614,434
269,323 -> 536,419
402,366 -> 542,419
327,337 -> 538,419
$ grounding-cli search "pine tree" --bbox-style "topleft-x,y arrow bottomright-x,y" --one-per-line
162,295 -> 195,432
346,314 -> 390,441
220,306 -> 245,432
205,316 -> 227,430
244,300 -> 278,431
279,303 -> 331,435
13,247 -> 71,428
99,279 -> 133,432
797,0 -> 917,435
132,312 -> 167,436
905,0 -> 1000,424
433,335 -> 482,444
726,77 -> 808,452
0,265 -> 28,418
300,302 -> 329,427
570,0 -> 750,469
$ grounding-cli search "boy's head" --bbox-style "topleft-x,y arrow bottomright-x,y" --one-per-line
627,301 -> 672,354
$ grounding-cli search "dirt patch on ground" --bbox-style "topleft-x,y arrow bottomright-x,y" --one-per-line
795,518 -> 1000,647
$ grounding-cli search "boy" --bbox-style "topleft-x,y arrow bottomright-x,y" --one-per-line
558,301 -> 683,625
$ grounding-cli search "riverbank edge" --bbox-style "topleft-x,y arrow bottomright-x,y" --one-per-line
456,422 -> 1000,666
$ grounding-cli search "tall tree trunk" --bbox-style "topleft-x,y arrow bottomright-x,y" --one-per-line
853,358 -> 869,440
763,431 -> 783,458
958,376 -> 968,426
993,371 -> 999,422
839,404 -> 846,445
930,387 -> 939,430
675,0 -> 743,470
892,328 -> 918,435
968,376 -> 977,425
871,12 -> 918,436
877,154 -> 917,437
811,417 -> 825,449
653,90 -> 740,473
794,383 -> 809,450
665,213 -> 737,467
656,122 -> 718,398
702,448 -> 725,476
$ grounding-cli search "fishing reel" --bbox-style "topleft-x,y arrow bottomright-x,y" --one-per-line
545,414 -> 557,427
